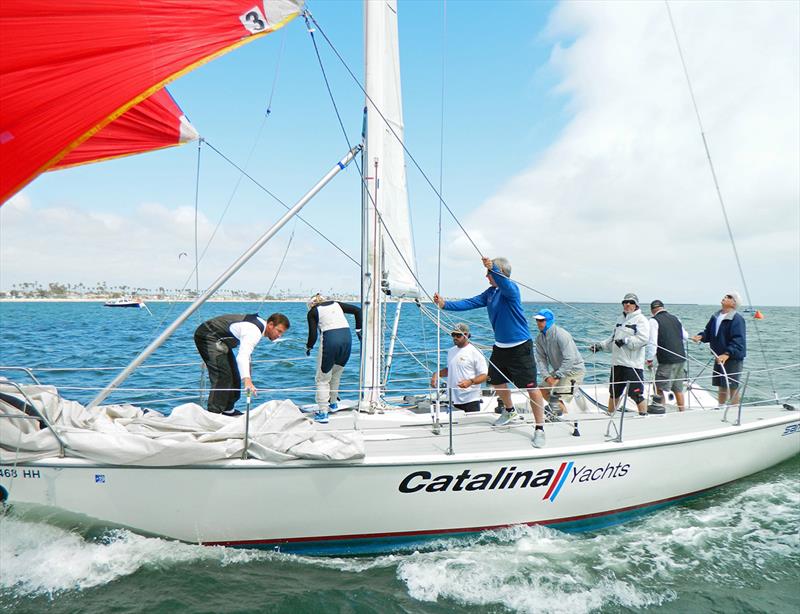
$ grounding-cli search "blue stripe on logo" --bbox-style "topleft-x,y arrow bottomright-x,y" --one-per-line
549,461 -> 573,502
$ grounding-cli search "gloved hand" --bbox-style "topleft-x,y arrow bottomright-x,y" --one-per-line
624,324 -> 638,333
305,347 -> 311,356
356,329 -> 362,342
614,338 -> 626,348
589,343 -> 601,353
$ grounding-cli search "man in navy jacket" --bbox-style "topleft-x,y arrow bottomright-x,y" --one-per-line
691,291 -> 747,406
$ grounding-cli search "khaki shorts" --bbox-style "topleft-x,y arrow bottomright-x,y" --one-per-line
655,362 -> 685,393
545,371 -> 584,401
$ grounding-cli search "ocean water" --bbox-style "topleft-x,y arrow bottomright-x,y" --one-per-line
1,301 -> 798,613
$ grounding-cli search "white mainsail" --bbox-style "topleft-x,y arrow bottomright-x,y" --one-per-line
361,0 -> 419,406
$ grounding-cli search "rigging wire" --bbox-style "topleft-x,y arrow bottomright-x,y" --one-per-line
203,141 -> 359,267
257,221 -> 297,313
193,139 -> 202,296
306,12 -> 483,256
664,0 -> 777,397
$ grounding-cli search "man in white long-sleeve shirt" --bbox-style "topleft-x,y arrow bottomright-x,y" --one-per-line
194,312 -> 290,415
646,300 -> 688,412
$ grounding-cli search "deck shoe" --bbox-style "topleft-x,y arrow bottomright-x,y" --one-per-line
493,408 -> 519,427
313,410 -> 329,424
544,407 -> 559,423
532,429 -> 546,448
647,404 -> 666,415
221,409 -> 244,417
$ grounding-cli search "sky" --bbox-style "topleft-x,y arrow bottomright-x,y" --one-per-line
1,0 -> 798,306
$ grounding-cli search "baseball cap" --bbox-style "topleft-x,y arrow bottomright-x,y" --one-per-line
726,291 -> 742,307
451,322 -> 470,336
650,299 -> 664,310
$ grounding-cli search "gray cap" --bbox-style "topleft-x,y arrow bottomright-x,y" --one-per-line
622,292 -> 639,305
726,290 -> 742,307
451,322 -> 470,336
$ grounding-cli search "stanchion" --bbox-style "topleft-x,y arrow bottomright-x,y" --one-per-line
242,390 -> 252,460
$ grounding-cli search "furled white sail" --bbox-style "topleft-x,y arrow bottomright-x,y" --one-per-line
364,0 -> 418,298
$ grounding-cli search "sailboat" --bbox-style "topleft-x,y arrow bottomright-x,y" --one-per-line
1,0 -> 798,556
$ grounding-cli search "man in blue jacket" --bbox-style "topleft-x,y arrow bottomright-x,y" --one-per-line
433,256 -> 546,448
691,291 -> 747,406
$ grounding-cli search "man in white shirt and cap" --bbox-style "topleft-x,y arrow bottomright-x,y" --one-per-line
430,323 -> 488,413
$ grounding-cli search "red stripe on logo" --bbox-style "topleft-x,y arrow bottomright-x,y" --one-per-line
542,462 -> 566,500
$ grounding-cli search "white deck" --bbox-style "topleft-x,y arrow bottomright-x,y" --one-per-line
293,402 -> 799,465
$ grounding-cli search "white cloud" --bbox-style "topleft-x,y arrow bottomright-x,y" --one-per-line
449,0 -> 799,306
0,197 -> 360,295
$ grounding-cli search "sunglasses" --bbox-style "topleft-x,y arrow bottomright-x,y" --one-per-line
451,332 -> 465,338
724,294 -> 733,299
621,300 -> 636,306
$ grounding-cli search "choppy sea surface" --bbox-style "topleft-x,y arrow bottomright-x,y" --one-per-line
1,300 -> 798,613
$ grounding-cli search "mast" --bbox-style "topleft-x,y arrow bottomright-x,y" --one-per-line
360,0 -> 419,409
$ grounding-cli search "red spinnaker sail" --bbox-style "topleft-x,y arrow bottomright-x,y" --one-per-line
53,89 -> 199,172
0,0 -> 304,204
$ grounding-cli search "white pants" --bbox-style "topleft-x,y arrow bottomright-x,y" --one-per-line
316,340 -> 344,409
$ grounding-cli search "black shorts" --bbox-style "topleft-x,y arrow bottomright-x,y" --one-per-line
609,365 -> 645,403
487,340 -> 538,389
453,400 -> 482,413
712,359 -> 744,389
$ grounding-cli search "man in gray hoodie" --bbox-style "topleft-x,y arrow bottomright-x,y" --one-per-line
533,308 -> 585,418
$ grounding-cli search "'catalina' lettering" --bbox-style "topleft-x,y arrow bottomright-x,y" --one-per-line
398,471 -> 431,493
426,475 -> 453,492
398,461 -> 631,496
466,473 -> 492,490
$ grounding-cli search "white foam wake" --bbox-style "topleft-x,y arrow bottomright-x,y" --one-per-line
0,518 -> 268,598
298,472 -> 800,614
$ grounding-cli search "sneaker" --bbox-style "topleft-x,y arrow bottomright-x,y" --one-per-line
329,402 -> 338,411
313,410 -> 329,424
532,429 -> 546,448
221,409 -> 243,417
494,408 -> 519,427
544,407 -> 559,423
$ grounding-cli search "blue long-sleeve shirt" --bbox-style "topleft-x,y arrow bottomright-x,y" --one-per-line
443,264 -> 531,345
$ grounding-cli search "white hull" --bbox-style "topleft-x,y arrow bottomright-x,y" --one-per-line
3,405 -> 798,555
